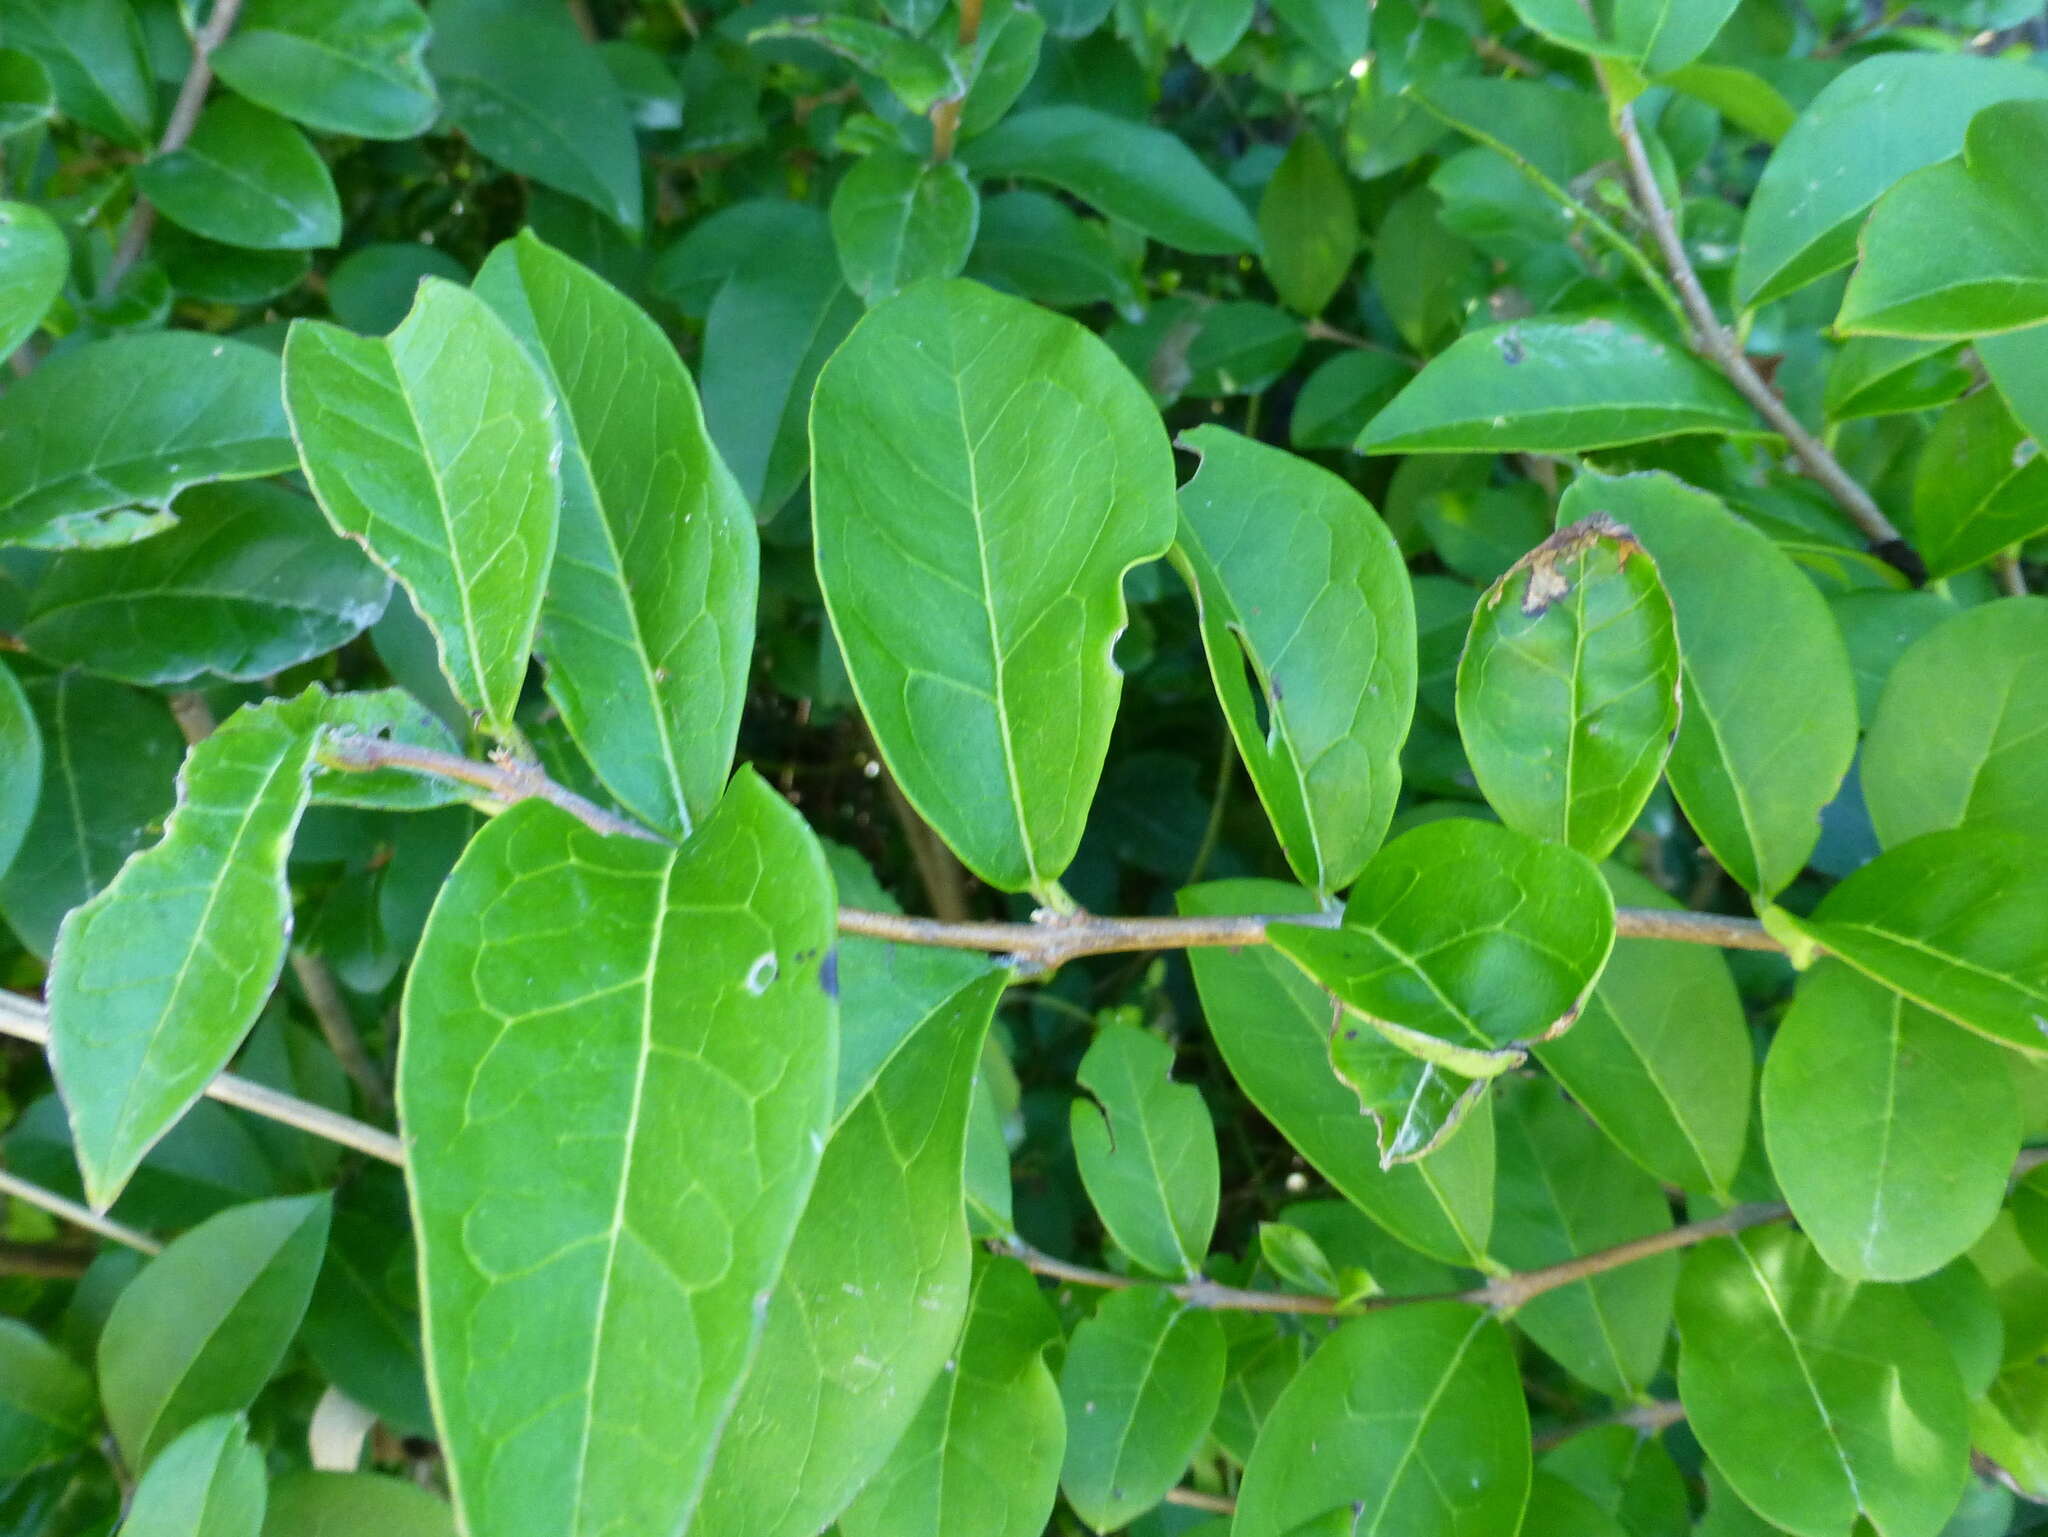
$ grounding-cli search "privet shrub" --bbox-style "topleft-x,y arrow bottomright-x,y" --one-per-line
0,1 -> 2045,1534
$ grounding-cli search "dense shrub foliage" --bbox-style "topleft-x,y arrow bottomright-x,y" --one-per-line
1,0 -> 2047,1533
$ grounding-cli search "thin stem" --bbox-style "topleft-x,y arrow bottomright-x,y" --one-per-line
0,989 -> 403,1168
871,741 -> 973,922
289,951 -> 393,1117
107,0 -> 246,288
0,1239 -> 96,1278
1996,550 -> 2029,597
1163,1487 -> 1238,1515
928,0 -> 983,160
0,1168 -> 161,1255
1603,86 -> 1921,581
1532,1398 -> 1685,1453
1302,318 -> 1422,368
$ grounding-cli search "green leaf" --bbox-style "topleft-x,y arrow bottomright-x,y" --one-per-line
0,201 -> 64,359
1501,0 -> 1609,55
1567,472 -> 1857,898
1519,1473 -> 1629,1537
401,773 -> 836,1537
0,49 -> 54,138
1735,54 -> 2048,311
1456,515 -> 1681,859
1662,63 -> 1795,142
1272,0 -> 1368,74
750,16 -> 958,114
1769,826 -> 2048,1058
134,97 -> 341,251
1234,1304 -> 1531,1537
427,0 -> 642,232
0,672 -> 182,957
210,0 -> 437,140
1906,387 -> 2048,580
0,657 -> 37,881
1613,0 -> 1741,74
473,230 -> 754,838
1290,351 -> 1411,451
962,105 -> 1260,256
262,1473 -> 455,1536
299,1169 -> 431,1436
1056,1288 -> 1225,1532
1269,818 -> 1616,1058
98,1194 -> 332,1469
1541,1422 -> 1692,1537
966,190 -> 1137,311
1676,1227 -> 1970,1537
811,278 -> 1175,897
122,1414 -> 266,1537
1179,879 -> 1496,1265
832,937 -> 992,1121
0,1318 -> 96,1478
837,1255 -> 1066,1537
284,280 -> 561,737
1823,338 -> 1972,423
1863,598 -> 2048,847
957,0 -> 1044,138
1534,865 -> 1752,1198
47,689 -> 326,1209
1979,323 -> 2048,444
1492,1076 -> 1678,1397
0,334 -> 296,548
1358,315 -> 1754,454
693,968 -> 1007,1537
1172,425 -> 1415,895
1258,132 -> 1357,316
1370,187 -> 1483,356
1840,101 -> 2048,339
1763,961 -> 2017,1283
1071,1021 -> 1219,1278
830,151 -> 980,305
20,483 -> 390,686
3,0 -> 152,148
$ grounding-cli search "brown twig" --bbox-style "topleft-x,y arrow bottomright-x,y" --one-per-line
289,951 -> 393,1117
1164,1487 -> 1238,1515
1604,89 -> 1921,583
1532,1398 -> 1686,1453
315,735 -> 663,846
107,0 -> 247,288
0,1239 -> 97,1278
927,0 -> 984,160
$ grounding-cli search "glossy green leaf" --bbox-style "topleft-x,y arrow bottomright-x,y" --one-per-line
830,151 -> 979,304
1823,338 -> 1972,423
1457,515 -> 1680,859
1492,1076 -> 1678,1397
1613,0 -> 1740,73
1290,351 -> 1410,451
1568,472 -> 1857,897
0,201 -> 64,359
838,1255 -> 1065,1537
284,280 -> 561,737
1055,1287 -> 1224,1532
47,688 -> 326,1210
957,1 -> 1044,138
1979,322 -> 2048,443
134,98 -> 341,251
811,278 -> 1175,897
3,0 -> 152,148
1534,865 -> 1752,1197
0,48 -> 54,137
0,657 -> 37,882
1736,54 -> 2048,310
0,672 -> 181,956
262,1473 -> 456,1537
966,190 -> 1136,311
1071,1021 -> 1218,1278
962,105 -> 1260,255
210,0 -> 437,140
428,0 -> 642,232
98,1194 -> 332,1469
1764,961 -> 2017,1283
0,1318 -> 96,1478
751,16 -> 957,114
402,774 -> 835,1537
1172,425 -> 1415,895
1359,315 -> 1754,454
1863,598 -> 2048,846
474,230 -> 753,838
1180,879 -> 1497,1265
299,1169 -> 431,1436
1269,818 -> 1616,1059
693,968 -> 1007,1537
122,1414 -> 266,1537
1258,132 -> 1356,316
1519,1473 -> 1629,1537
1769,826 -> 2048,1057
1541,1422 -> 1691,1537
0,334 -> 295,548
1840,101 -> 2048,339
1371,186 -> 1483,356
1676,1227 -> 1970,1537
1235,1304 -> 1531,1537
1906,387 -> 2048,580
20,483 -> 389,686
1664,63 -> 1795,142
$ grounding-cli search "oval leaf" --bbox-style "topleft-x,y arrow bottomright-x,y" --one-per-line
210,0 -> 438,140
401,773 -> 836,1537
1173,425 -> 1416,895
1457,515 -> 1680,859
0,1318 -> 96,1478
830,151 -> 980,305
263,1472 -> 455,1536
0,657 -> 38,882
474,231 -> 756,837
1358,315 -> 1754,454
1905,387 -> 2048,582
1070,1022 -> 1219,1279
48,688 -> 327,1210
284,279 -> 562,737
811,278 -> 1176,897
1764,961 -> 2018,1283
0,200 -> 65,359
123,1414 -> 267,1537
134,97 -> 341,251
1234,1304 -> 1532,1537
